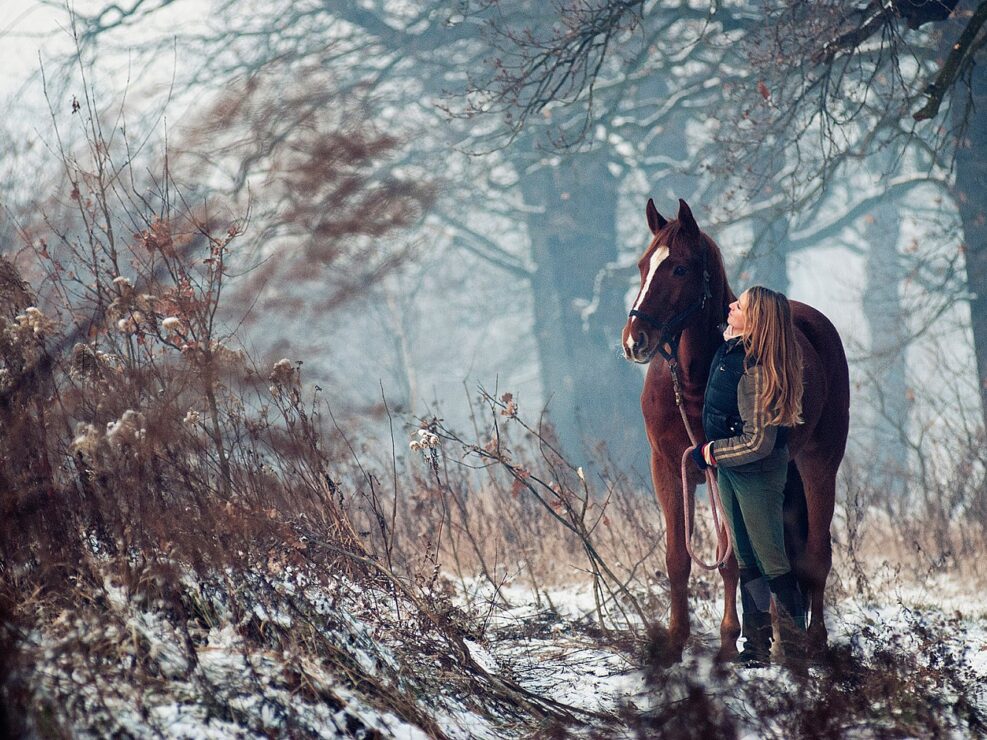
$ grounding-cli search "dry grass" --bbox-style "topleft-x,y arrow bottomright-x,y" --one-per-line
0,89 -> 570,735
1,66 -> 985,738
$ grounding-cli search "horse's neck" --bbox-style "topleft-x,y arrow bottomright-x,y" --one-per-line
676,247 -> 733,404
676,320 -> 722,401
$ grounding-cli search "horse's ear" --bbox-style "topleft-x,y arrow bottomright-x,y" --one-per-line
646,198 -> 668,235
678,198 -> 699,238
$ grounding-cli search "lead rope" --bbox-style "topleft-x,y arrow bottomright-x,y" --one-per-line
668,357 -> 733,570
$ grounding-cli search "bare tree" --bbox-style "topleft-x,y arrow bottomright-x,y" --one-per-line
735,0 -> 987,431
463,0 -> 987,430
45,1 -> 661,468
861,191 -> 910,492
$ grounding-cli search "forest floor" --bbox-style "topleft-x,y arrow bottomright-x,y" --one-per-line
469,573 -> 987,737
15,550 -> 987,738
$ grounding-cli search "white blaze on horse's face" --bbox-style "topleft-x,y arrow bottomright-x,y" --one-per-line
625,244 -> 669,357
633,245 -> 669,312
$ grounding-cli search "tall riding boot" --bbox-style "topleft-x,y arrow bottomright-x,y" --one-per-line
768,571 -> 807,670
732,567 -> 772,667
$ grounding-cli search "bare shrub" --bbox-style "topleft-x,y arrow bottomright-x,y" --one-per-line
0,73 -> 538,734
2,59 -> 632,734
832,423 -> 987,594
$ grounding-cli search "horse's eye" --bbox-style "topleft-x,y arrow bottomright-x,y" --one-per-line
673,265 -> 688,276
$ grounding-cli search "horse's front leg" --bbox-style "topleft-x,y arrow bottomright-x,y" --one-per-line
651,452 -> 692,665
718,555 -> 740,660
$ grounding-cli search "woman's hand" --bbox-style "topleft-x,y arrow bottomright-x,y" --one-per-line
690,443 -> 716,471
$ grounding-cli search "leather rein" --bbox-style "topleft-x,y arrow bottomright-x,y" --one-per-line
629,245 -> 732,570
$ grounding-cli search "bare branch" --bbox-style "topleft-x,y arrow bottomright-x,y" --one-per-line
431,212 -> 533,279
914,1 -> 987,120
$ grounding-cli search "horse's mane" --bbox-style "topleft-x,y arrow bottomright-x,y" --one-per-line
696,230 -> 734,318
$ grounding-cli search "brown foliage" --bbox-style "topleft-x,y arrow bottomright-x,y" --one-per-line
179,67 -> 436,316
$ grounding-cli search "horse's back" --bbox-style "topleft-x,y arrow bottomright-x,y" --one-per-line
790,301 -> 850,462
792,301 -> 846,363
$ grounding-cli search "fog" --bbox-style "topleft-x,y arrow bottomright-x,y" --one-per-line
2,3 -> 986,735
1,0 -> 983,481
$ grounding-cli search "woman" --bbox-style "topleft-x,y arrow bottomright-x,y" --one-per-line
691,285 -> 805,668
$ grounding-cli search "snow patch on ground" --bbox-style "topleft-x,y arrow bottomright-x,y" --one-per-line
16,564 -> 987,736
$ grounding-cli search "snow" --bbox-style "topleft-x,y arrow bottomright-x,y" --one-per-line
14,548 -> 987,737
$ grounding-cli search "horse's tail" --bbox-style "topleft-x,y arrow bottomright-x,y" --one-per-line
782,460 -> 809,589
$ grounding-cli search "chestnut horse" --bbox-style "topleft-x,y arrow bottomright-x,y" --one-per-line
622,198 -> 849,663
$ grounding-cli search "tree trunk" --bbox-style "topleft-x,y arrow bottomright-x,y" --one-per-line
746,213 -> 791,292
861,199 -> 909,494
520,150 -> 648,475
953,60 -> 987,434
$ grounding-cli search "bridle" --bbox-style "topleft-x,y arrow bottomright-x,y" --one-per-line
628,245 -> 713,362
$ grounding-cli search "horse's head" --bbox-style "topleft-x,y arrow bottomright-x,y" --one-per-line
622,198 -> 713,364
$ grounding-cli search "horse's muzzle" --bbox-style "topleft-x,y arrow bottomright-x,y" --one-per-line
624,329 -> 657,364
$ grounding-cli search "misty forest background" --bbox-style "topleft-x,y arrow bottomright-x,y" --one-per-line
0,1 -> 986,737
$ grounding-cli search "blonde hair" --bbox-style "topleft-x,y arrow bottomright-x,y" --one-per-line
741,286 -> 804,427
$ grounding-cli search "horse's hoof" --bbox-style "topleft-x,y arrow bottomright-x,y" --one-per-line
807,640 -> 828,659
718,625 -> 741,662
716,643 -> 740,662
643,624 -> 683,673
807,623 -> 828,652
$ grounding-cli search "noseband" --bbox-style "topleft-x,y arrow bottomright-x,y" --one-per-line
628,246 -> 712,362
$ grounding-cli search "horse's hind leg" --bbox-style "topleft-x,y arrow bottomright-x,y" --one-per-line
793,457 -> 836,652
783,460 -> 809,603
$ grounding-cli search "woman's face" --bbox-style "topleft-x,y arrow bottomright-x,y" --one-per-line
727,291 -> 749,335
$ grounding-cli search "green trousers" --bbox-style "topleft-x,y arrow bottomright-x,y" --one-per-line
717,461 -> 791,578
